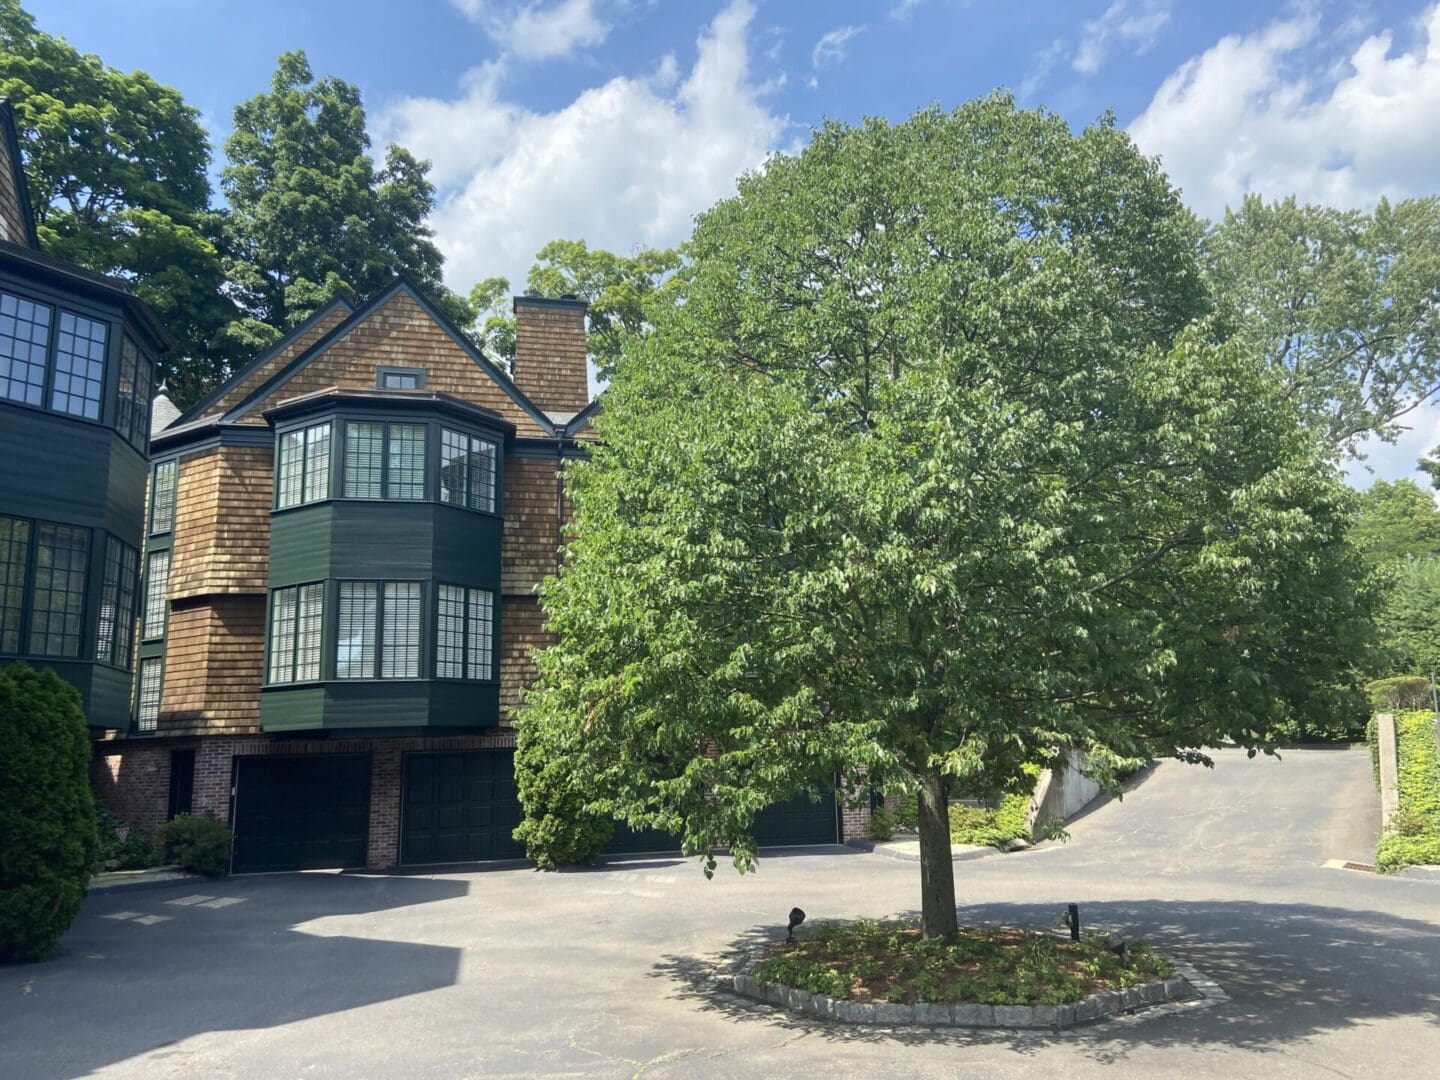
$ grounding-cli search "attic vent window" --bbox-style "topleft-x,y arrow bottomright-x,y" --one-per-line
377,366 -> 424,390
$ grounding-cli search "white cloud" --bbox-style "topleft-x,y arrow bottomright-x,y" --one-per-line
1019,38 -> 1067,101
449,0 -> 609,61
1074,1 -> 1173,75
380,0 -> 784,295
811,25 -> 865,71
1129,5 -> 1440,220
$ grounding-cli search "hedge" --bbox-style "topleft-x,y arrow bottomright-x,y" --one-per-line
1376,709 -> 1440,872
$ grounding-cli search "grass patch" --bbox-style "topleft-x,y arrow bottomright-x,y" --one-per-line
752,920 -> 1171,1005
949,792 -> 1030,847
1377,710 -> 1440,872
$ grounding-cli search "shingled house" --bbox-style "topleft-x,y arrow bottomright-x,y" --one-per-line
0,100 -> 168,727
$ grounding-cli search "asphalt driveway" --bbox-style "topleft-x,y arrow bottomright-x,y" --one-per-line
5,746 -> 1439,1078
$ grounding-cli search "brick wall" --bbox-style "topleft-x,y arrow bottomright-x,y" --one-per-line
91,743 -> 173,834
512,298 -> 589,413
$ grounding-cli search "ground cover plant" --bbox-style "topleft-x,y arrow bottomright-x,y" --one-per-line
1376,709 -> 1440,871
948,795 -> 1031,848
752,920 -> 1171,1006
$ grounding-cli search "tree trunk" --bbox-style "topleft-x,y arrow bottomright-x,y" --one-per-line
916,765 -> 958,939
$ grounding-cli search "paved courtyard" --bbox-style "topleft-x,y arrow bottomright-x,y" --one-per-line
5,746 -> 1439,1078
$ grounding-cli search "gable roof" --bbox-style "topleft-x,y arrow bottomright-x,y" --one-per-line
218,276 -> 559,436
174,297 -> 354,426
0,100 -> 38,249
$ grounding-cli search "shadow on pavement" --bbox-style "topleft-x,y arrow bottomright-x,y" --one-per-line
651,898 -> 1440,1059
3,873 -> 470,1079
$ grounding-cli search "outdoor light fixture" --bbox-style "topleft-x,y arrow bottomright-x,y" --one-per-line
787,907 -> 806,941
1066,903 -> 1081,942
1106,932 -> 1127,960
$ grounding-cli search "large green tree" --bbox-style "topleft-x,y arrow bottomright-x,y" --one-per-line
1351,478 -> 1440,569
0,0 -> 241,407
516,99 -> 1376,938
470,239 -> 680,375
222,51 -> 472,340
1380,558 -> 1440,679
1203,194 -> 1440,454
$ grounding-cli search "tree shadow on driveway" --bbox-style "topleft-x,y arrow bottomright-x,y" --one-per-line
649,898 -> 1440,1061
2,872 -> 470,1079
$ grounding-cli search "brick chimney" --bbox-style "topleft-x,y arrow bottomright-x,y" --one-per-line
512,295 -> 589,413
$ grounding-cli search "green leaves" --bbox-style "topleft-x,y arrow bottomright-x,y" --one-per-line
514,98 -> 1375,907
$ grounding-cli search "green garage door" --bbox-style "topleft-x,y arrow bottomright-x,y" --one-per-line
401,751 -> 526,865
231,755 -> 371,873
751,788 -> 840,846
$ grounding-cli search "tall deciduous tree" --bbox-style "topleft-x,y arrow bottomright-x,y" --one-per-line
516,99 -> 1376,939
1351,478 -> 1440,569
0,0 -> 241,407
1203,194 -> 1440,454
222,51 -> 473,339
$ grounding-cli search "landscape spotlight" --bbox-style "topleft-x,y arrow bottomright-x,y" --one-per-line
787,907 -> 806,942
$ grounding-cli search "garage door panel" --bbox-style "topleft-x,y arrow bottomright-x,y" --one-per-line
401,751 -> 526,865
231,756 -> 372,873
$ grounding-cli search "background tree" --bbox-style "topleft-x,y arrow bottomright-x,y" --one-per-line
222,50 -> 473,341
0,664 -> 97,963
1202,194 -> 1440,454
517,98 -> 1376,938
1350,478 -> 1440,569
1379,559 -> 1440,679
471,239 -> 680,374
0,0 -> 241,407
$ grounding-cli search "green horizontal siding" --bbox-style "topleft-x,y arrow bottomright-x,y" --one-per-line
260,679 -> 500,734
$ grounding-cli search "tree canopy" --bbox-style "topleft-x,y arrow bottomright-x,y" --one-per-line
1202,194 -> 1440,454
0,0 -> 242,405
1350,478 -> 1440,569
222,50 -> 473,341
516,98 -> 1377,938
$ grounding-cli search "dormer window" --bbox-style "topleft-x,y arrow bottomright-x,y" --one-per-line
376,366 -> 424,390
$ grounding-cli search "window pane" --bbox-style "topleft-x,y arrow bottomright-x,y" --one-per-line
151,460 -> 178,533
343,422 -> 383,499
268,586 -> 298,683
0,290 -> 50,408
29,522 -> 89,657
116,336 -> 138,444
439,429 -> 468,506
468,437 -> 497,513
51,310 -> 108,420
386,423 -> 426,500
134,353 -> 153,445
142,549 -> 170,639
381,582 -> 420,678
115,544 -> 137,669
467,588 -> 494,681
380,370 -> 420,389
295,583 -> 324,681
304,423 -> 331,503
336,582 -> 377,678
95,536 -> 122,663
137,658 -> 164,732
277,430 -> 305,508
436,584 -> 464,678
0,516 -> 30,653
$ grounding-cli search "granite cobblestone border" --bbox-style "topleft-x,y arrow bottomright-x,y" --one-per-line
727,942 -> 1225,1030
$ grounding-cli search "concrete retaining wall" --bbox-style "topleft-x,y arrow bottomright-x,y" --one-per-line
1025,752 -> 1102,841
1376,711 -> 1400,828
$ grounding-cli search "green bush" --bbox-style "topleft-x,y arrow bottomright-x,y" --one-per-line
1376,709 -> 1440,872
1366,676 -> 1433,713
867,807 -> 899,841
513,716 -> 614,869
95,806 -> 156,871
894,791 -> 919,829
948,792 -> 1031,847
0,663 -> 98,964
155,814 -> 232,877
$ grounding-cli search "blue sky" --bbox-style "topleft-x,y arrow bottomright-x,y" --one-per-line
30,1 -> 1440,485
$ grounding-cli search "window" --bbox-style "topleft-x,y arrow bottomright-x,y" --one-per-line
335,581 -> 377,678
0,516 -> 30,653
136,658 -> 163,732
0,290 -> 51,407
436,585 -> 494,681
150,460 -> 178,534
276,422 -> 332,509
343,422 -> 384,499
381,582 -> 421,678
51,311 -> 108,420
377,366 -> 424,390
142,549 -> 170,639
268,583 -> 323,684
28,523 -> 89,657
439,429 -> 498,513
116,336 -> 151,447
387,424 -> 426,500
95,536 -> 138,668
